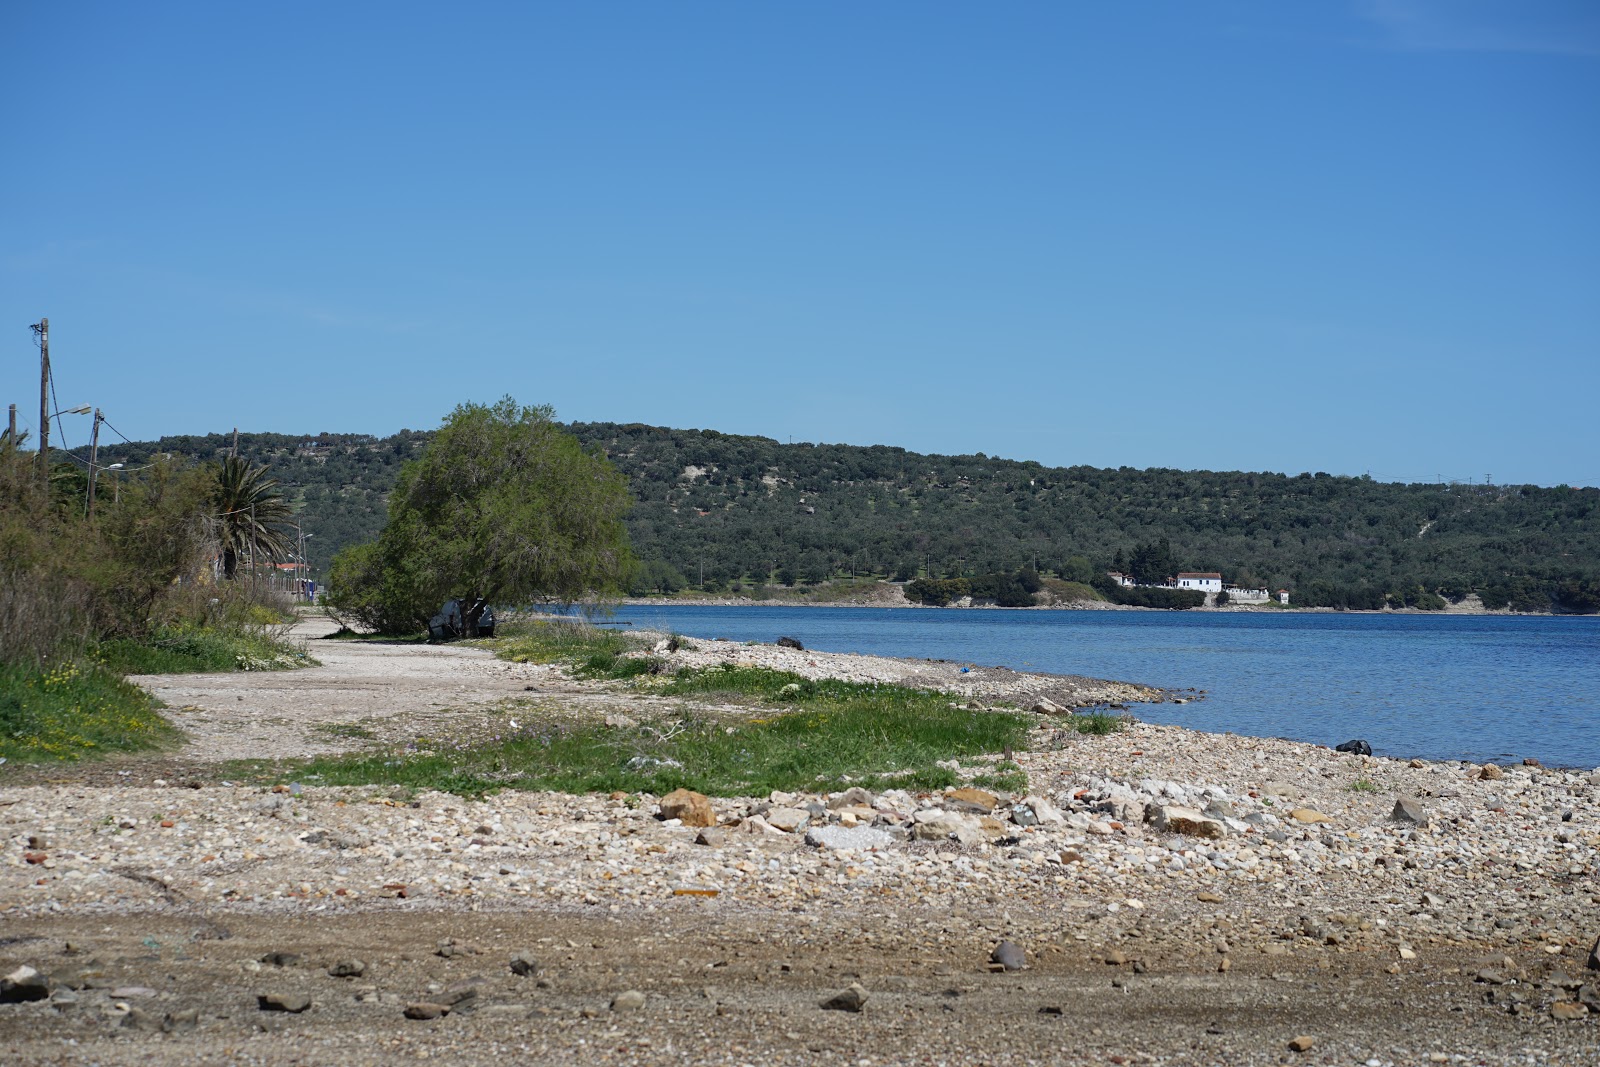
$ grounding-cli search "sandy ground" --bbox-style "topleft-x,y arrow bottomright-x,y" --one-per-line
1,619 -> 1597,1065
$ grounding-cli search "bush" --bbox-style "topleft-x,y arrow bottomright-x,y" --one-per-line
1098,584 -> 1205,609
904,577 -> 970,606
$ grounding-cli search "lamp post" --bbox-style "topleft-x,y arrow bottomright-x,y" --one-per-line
105,462 -> 124,506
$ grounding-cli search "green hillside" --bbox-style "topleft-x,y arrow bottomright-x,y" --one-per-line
84,423 -> 1600,612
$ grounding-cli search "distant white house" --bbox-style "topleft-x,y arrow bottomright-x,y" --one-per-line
1224,585 -> 1271,604
1107,571 -> 1137,588
1175,572 -> 1223,593
1277,588 -> 1291,605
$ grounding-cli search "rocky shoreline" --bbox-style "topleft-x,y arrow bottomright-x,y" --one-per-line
1,626 -> 1596,1064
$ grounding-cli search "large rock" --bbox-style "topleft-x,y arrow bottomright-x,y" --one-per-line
1288,807 -> 1330,824
0,966 -> 51,1003
1479,763 -> 1505,781
611,990 -> 647,1012
946,787 -> 999,813
1148,805 -> 1226,839
1021,795 -> 1063,824
827,787 -> 877,809
912,810 -> 989,846
257,993 -> 312,1013
764,807 -> 810,833
821,983 -> 869,1012
991,941 -> 1026,971
1391,796 -> 1429,826
659,789 -> 716,827
1587,934 -> 1600,972
805,825 -> 894,850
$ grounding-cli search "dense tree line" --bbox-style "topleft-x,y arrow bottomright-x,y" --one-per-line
85,422 -> 1600,613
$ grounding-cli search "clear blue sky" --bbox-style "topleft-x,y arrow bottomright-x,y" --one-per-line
4,2 -> 1597,486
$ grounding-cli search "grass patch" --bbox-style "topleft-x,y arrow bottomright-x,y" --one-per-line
1348,777 -> 1380,793
1067,710 -> 1128,736
0,658 -> 178,764
492,619 -> 647,665
93,625 -> 319,674
266,665 -> 1032,799
313,722 -> 375,740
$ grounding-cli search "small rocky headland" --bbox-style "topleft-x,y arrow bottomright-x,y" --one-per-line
1,621 -> 1596,1065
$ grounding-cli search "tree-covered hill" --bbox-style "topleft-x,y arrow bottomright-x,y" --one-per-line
83,423 -> 1600,612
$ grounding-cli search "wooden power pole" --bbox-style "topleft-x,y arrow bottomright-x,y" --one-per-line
32,317 -> 49,487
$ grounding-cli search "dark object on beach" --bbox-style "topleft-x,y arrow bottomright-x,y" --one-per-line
1335,739 -> 1372,756
428,598 -> 496,642
776,636 -> 804,650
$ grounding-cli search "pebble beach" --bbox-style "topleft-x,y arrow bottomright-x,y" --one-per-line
2,627 -> 1597,1065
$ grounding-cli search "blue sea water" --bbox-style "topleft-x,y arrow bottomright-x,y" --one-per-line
592,606 -> 1600,769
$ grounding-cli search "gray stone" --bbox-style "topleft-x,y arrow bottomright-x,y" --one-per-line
1009,804 -> 1038,827
1262,780 -> 1297,797
327,960 -> 366,978
509,953 -> 541,977
765,807 -> 810,833
1021,795 -> 1065,826
821,982 -> 868,1012
610,989 -> 646,1012
1588,934 -> 1600,972
694,827 -> 725,847
0,966 -> 51,1003
991,941 -> 1026,971
1203,798 -> 1236,819
1391,796 -> 1430,825
828,787 -> 877,809
259,952 -> 303,968
110,986 -> 157,998
257,993 -> 312,1013
805,825 -> 894,850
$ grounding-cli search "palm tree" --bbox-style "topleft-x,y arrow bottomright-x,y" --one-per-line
214,456 -> 293,580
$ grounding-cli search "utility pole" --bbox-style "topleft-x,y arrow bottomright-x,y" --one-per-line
86,408 -> 103,518
32,318 -> 49,487
231,427 -> 239,459
6,404 -> 14,445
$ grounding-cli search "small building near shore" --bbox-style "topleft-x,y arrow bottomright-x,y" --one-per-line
1224,585 -> 1271,604
1176,572 -> 1223,593
1277,588 -> 1291,605
1106,571 -> 1136,588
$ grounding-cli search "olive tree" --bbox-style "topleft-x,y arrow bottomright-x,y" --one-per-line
326,398 -> 633,634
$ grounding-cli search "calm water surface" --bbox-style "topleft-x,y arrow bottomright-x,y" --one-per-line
595,606 -> 1600,769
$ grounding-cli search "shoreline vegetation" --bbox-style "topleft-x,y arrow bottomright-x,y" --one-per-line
614,579 -> 1562,615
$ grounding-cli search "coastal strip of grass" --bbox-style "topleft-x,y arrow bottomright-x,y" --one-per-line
258,664 -> 1036,799
93,624 -> 319,674
0,659 -> 179,764
492,618 -> 651,665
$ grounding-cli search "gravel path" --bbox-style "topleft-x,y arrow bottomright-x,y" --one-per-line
1,622 -> 1597,1064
